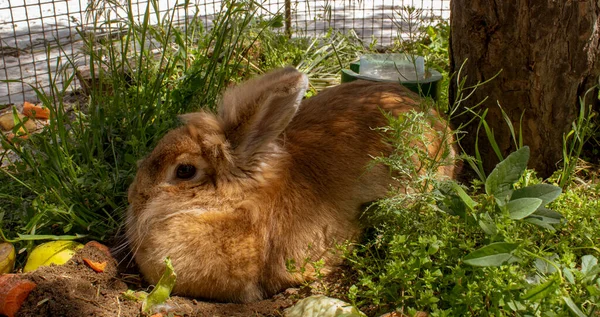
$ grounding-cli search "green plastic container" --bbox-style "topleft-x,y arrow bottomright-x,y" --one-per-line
341,59 -> 443,101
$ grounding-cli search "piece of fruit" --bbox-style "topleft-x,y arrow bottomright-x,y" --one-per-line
23,241 -> 84,273
22,102 -> 50,120
0,113 -> 36,132
82,258 -> 107,272
0,242 -> 16,274
0,274 -> 36,317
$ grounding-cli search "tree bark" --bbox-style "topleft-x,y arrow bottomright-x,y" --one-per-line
449,1 -> 600,178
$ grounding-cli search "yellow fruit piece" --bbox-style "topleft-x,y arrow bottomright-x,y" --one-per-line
0,113 -> 36,132
23,241 -> 84,273
0,243 -> 16,274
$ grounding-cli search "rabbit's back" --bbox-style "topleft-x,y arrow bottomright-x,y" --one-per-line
286,80 -> 425,202
258,80 -> 456,294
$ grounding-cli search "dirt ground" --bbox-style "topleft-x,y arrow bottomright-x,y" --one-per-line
15,243 -> 354,317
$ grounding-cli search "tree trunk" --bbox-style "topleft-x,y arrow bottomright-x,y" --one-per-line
449,1 -> 600,178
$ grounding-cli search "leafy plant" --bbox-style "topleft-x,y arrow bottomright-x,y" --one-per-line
347,140 -> 599,315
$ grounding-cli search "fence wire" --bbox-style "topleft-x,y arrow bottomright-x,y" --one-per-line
0,0 -> 450,105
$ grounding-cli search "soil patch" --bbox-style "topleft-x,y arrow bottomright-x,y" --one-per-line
16,244 -> 302,317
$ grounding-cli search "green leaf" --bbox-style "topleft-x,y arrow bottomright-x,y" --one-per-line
463,242 -> 520,267
534,256 -> 558,275
530,207 -> 564,223
452,182 -> 478,211
438,195 -> 467,217
563,267 -> 576,284
122,290 -> 148,301
525,206 -> 564,231
511,184 -> 562,206
481,116 -> 504,162
478,212 -> 498,236
267,14 -> 284,28
581,255 -> 598,275
507,198 -> 542,220
562,296 -> 587,317
524,218 -> 556,231
521,275 -> 559,301
142,257 -> 177,313
12,234 -> 87,242
485,146 -> 530,199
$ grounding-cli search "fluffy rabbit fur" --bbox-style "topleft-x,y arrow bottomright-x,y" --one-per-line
126,67 -> 457,303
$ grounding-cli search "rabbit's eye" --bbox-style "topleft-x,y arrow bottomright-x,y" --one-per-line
176,164 -> 197,180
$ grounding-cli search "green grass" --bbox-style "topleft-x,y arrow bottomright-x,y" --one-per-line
0,1 -> 287,242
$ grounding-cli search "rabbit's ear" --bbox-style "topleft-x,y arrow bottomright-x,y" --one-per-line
218,67 -> 308,165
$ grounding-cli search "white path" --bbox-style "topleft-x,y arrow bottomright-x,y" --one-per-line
0,0 -> 449,105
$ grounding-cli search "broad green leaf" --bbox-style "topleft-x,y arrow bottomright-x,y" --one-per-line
526,207 -> 564,230
588,284 -> 600,296
478,212 -> 498,236
436,182 -> 466,217
582,265 -> 600,284
494,196 -> 510,207
511,184 -> 562,206
581,255 -> 598,275
531,207 -> 564,223
534,256 -> 558,275
485,146 -> 530,198
438,195 -> 466,217
507,198 -> 542,220
562,296 -> 587,317
506,300 -> 527,312
463,242 -> 520,267
563,267 -> 576,284
452,182 -> 478,211
521,275 -> 559,301
142,257 -> 177,313
524,218 -> 556,231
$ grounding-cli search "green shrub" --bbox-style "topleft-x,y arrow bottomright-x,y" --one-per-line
346,117 -> 600,315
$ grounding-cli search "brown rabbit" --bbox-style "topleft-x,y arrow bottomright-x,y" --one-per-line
126,67 -> 457,303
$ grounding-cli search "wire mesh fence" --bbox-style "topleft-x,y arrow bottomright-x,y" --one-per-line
0,0 -> 450,105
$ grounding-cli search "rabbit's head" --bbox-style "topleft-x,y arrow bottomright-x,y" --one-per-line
126,67 -> 309,302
